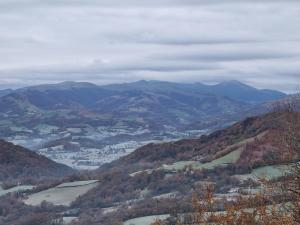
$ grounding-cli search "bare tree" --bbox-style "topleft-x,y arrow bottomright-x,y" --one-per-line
278,91 -> 300,223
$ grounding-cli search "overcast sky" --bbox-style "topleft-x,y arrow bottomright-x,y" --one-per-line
0,0 -> 300,92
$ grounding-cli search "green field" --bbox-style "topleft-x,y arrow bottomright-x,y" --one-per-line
161,148 -> 243,172
62,217 -> 78,224
235,164 -> 292,181
196,148 -> 243,170
0,185 -> 35,197
161,161 -> 196,171
24,180 -> 99,206
124,214 -> 170,225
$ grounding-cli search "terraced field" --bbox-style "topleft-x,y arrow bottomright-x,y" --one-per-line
24,180 -> 99,206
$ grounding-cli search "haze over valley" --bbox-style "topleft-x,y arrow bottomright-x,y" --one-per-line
0,80 -> 285,169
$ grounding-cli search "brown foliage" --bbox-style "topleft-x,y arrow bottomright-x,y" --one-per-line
152,187 -> 294,225
0,139 -> 73,182
152,109 -> 300,225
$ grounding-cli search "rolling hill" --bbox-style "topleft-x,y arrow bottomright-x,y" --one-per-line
0,139 -> 74,181
104,110 -> 298,173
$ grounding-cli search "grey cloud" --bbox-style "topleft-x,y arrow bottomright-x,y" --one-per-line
137,38 -> 260,46
152,47 -> 300,62
0,59 -> 222,77
0,0 -> 299,92
1,0 -> 299,8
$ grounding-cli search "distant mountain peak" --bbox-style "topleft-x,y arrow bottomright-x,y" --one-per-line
133,80 -> 171,85
0,88 -> 13,97
58,81 -> 98,88
24,81 -> 98,91
217,80 -> 253,88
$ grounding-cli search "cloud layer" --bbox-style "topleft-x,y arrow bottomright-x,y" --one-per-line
0,0 -> 300,92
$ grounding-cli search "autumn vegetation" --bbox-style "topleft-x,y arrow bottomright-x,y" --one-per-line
1,96 -> 300,225
152,97 -> 300,225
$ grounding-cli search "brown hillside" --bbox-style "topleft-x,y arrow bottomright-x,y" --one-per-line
0,140 -> 74,181
119,111 -> 299,168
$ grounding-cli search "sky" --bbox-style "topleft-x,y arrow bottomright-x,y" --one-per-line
0,0 -> 300,92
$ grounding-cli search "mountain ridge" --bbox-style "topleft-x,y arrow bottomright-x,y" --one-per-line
102,80 -> 286,103
109,111 -> 296,169
0,139 -> 74,182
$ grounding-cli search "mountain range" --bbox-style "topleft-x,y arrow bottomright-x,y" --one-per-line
0,80 -> 286,169
104,80 -> 284,103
